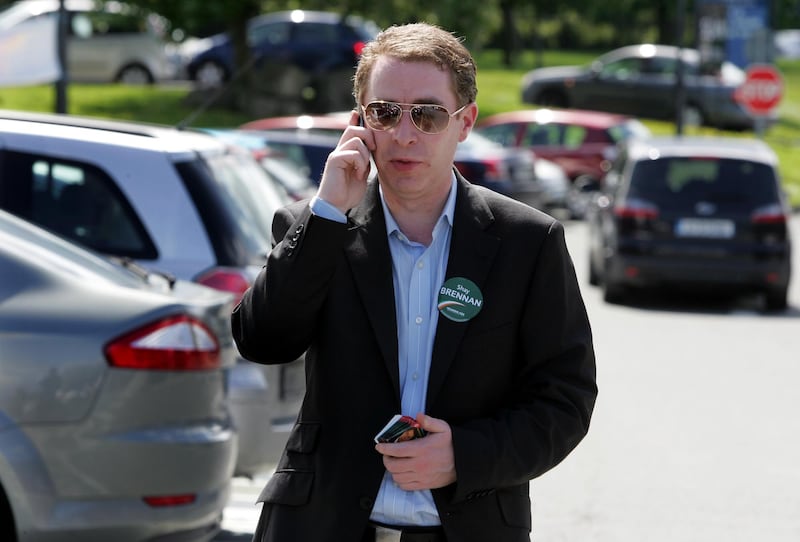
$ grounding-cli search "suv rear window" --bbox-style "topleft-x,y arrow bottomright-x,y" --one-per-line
628,157 -> 780,211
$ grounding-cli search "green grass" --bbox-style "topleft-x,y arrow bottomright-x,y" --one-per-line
1,48 -> 799,207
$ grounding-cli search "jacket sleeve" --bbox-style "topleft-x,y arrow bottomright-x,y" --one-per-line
231,203 -> 349,364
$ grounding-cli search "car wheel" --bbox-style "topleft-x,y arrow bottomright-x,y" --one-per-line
194,60 -> 228,88
764,288 -> 788,312
603,280 -> 627,304
681,104 -> 704,127
588,256 -> 600,286
0,487 -> 16,542
116,64 -> 154,85
535,89 -> 568,108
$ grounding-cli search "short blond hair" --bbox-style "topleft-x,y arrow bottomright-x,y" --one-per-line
353,22 -> 477,108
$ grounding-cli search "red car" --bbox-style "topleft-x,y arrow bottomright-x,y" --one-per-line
240,114 -> 350,136
475,108 -> 650,183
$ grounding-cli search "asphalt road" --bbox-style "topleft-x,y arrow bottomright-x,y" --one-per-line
215,214 -> 800,541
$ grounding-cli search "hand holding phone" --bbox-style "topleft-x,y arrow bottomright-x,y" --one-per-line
315,109 -> 374,213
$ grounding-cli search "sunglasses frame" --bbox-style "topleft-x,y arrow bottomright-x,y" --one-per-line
360,101 -> 468,134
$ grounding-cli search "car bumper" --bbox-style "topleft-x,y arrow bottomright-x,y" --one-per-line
227,357 -> 305,477
607,252 -> 791,291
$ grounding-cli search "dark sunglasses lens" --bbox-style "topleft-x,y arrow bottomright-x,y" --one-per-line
366,103 -> 401,129
411,105 -> 449,133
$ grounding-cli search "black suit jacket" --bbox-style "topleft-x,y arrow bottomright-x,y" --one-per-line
232,173 -> 597,542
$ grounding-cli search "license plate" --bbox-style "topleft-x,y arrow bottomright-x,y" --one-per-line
675,218 -> 735,238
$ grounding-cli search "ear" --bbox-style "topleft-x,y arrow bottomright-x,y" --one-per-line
458,102 -> 478,142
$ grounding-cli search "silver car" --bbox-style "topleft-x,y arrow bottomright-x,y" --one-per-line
0,209 -> 237,541
0,110 -> 304,477
0,0 -> 174,84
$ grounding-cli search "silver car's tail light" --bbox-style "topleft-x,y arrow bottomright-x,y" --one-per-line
143,494 -> 197,507
195,267 -> 251,305
105,315 -> 220,370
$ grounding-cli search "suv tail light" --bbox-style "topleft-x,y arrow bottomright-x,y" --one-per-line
751,203 -> 787,224
195,267 -> 251,304
353,41 -> 366,56
105,315 -> 220,371
613,198 -> 659,220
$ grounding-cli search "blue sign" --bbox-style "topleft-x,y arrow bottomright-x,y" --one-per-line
696,0 -> 772,68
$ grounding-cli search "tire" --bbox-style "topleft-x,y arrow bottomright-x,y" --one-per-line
193,60 -> 228,88
116,64 -> 154,85
588,253 -> 600,286
603,280 -> 626,304
0,486 -> 17,542
764,288 -> 788,312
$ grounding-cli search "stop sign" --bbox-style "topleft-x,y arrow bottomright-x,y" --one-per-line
734,64 -> 783,116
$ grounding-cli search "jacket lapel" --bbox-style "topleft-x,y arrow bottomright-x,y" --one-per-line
344,181 -> 401,403
342,175 -> 501,408
427,177 -> 500,407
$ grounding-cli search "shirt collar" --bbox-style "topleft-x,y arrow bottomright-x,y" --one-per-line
380,172 -> 457,241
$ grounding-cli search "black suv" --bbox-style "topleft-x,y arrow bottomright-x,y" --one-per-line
586,136 -> 792,310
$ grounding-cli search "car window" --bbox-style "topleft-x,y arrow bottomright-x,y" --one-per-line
628,157 -> 779,209
293,22 -> 341,45
476,124 -> 517,147
250,20 -> 290,46
562,125 -> 588,148
607,120 -> 651,143
522,123 -> 562,146
600,57 -> 642,79
0,150 -> 156,258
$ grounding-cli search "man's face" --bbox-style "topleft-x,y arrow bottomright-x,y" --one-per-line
362,56 -> 477,206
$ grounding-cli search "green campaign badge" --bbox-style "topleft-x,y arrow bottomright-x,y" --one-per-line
437,277 -> 483,323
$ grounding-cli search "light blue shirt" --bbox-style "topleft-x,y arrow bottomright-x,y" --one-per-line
310,176 -> 457,526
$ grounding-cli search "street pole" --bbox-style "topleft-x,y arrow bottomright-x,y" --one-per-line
675,0 -> 687,136
55,0 -> 67,113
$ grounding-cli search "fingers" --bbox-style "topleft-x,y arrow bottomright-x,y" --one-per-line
375,415 -> 457,490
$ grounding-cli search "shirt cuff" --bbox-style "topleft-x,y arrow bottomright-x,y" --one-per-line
310,195 -> 347,224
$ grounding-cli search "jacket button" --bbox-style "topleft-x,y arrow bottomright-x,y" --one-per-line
359,496 -> 374,510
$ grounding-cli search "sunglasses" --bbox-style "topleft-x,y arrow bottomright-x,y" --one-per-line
361,101 -> 468,134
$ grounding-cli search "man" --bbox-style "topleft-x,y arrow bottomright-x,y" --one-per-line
232,22 -> 597,542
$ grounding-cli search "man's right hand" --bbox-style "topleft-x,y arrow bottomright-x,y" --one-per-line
316,109 -> 375,214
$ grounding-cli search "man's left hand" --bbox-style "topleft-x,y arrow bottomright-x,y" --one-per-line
375,414 -> 457,491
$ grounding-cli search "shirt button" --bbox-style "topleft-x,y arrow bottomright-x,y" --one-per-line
417,261 -> 424,269
415,316 -> 423,324
412,372 -> 419,380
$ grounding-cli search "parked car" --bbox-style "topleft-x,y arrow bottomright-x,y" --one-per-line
476,108 -> 650,218
476,108 -> 651,183
241,116 -> 567,211
240,113 -> 353,136
0,208 -> 237,542
521,44 -> 767,130
200,127 -> 317,201
240,128 -> 344,185
0,110 -> 304,476
586,136 -> 792,310
454,131 -> 544,204
185,9 -> 378,111
0,0 -> 174,84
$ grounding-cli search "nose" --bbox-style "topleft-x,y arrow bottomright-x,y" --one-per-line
391,109 -> 418,145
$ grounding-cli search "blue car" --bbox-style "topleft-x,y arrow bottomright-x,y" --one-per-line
186,10 -> 379,90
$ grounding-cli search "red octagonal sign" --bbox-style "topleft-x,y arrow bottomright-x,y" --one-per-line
734,64 -> 783,116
